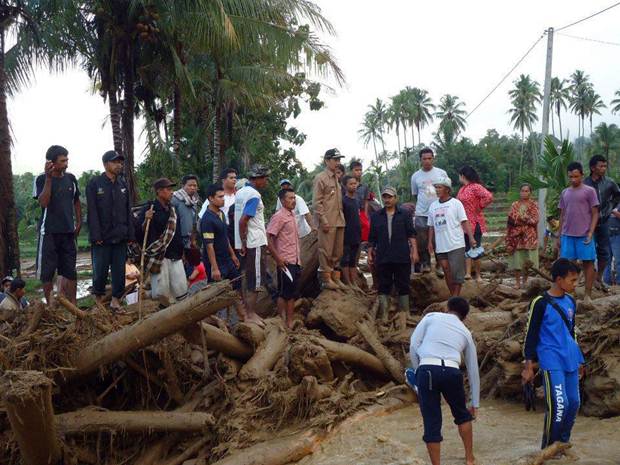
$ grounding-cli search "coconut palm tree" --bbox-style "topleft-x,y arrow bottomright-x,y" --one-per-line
568,70 -> 592,139
508,74 -> 541,175
435,94 -> 467,140
368,98 -> 388,154
583,89 -> 606,136
409,88 -> 435,146
358,112 -> 382,166
387,96 -> 403,155
610,90 -> 620,115
592,123 -> 620,165
550,77 -> 570,140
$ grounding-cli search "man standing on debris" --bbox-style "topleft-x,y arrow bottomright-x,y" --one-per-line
86,150 -> 135,311
340,175 -> 362,290
522,258 -> 584,449
313,148 -> 347,290
427,177 -> 477,297
138,178 -> 187,306
368,187 -> 418,319
201,183 -> 246,320
267,188 -> 301,328
557,162 -> 599,305
276,179 -> 315,239
234,165 -> 270,326
171,174 -> 201,248
411,147 -> 448,273
34,145 -> 81,306
584,155 -> 620,291
409,296 -> 480,465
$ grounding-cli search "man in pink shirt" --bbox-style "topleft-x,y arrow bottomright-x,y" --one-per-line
267,188 -> 301,328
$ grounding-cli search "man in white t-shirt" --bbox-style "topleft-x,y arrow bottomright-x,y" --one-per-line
199,168 -> 237,220
234,165 -> 270,326
427,177 -> 477,297
411,147 -> 448,273
275,179 -> 315,238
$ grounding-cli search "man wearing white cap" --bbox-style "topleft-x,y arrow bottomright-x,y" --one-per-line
427,177 -> 477,297
276,179 -> 316,238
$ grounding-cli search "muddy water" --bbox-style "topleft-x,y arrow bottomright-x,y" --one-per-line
297,400 -> 620,465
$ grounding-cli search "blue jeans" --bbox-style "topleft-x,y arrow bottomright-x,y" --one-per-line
91,242 -> 127,298
603,234 -> 620,285
541,369 -> 580,449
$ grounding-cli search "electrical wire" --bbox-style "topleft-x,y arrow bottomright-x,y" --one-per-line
466,34 -> 545,120
556,1 -> 620,32
557,32 -> 620,47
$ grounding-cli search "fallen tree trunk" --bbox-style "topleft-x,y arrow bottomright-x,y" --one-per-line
235,322 -> 266,347
313,337 -> 390,378
355,320 -> 404,383
516,441 -> 571,465
55,410 -> 214,434
183,322 -> 254,361
67,282 -> 237,380
211,430 -> 321,465
1,371 -> 62,465
239,321 -> 288,380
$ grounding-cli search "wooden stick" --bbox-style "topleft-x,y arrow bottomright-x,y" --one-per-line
57,294 -> 112,333
55,410 -> 214,434
239,322 -> 288,380
139,204 -> 154,319
161,437 -> 209,465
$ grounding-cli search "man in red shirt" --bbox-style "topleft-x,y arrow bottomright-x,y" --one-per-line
267,188 -> 301,328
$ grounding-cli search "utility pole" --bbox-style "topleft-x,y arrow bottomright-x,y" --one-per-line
538,27 -> 554,246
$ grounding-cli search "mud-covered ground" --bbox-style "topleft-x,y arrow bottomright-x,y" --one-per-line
297,400 -> 620,465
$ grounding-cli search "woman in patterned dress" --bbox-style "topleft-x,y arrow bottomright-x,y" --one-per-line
505,183 -> 539,289
457,166 -> 493,282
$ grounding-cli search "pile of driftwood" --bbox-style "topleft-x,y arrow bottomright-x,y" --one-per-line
1,234 -> 619,465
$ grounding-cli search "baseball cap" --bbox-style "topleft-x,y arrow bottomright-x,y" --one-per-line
279,179 -> 292,186
247,164 -> 271,178
324,148 -> 344,160
433,176 -> 452,188
153,178 -> 177,190
102,150 -> 124,163
381,186 -> 397,197
1,276 -> 13,285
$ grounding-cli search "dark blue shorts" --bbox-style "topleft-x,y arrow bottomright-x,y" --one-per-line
206,259 -> 241,290
416,365 -> 473,443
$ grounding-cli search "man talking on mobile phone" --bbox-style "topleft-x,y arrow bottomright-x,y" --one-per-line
33,145 -> 82,306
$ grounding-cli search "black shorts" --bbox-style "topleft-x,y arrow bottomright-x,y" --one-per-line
277,264 -> 301,300
245,246 -> 267,291
464,223 -> 483,252
340,243 -> 361,268
36,233 -> 77,283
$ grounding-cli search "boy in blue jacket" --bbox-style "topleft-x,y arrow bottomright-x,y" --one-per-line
522,258 -> 585,449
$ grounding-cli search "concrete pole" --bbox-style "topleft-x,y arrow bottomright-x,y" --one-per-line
538,27 -> 554,246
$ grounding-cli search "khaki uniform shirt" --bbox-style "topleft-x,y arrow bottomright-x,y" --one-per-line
312,169 -> 345,228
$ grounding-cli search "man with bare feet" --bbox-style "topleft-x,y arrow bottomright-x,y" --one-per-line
409,296 -> 480,465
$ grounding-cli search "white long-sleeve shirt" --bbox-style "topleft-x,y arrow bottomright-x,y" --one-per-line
409,312 -> 480,408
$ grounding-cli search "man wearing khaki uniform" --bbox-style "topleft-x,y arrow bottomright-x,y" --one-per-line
313,148 -> 347,290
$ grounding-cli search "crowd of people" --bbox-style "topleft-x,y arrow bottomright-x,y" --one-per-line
11,143 -> 615,464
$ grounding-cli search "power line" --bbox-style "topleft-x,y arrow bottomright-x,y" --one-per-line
557,32 -> 620,47
556,1 -> 620,32
466,34 -> 545,120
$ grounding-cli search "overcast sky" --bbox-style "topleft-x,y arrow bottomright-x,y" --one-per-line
9,0 -> 620,176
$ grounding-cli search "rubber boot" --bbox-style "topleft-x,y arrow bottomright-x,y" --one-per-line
332,270 -> 348,290
320,272 -> 339,291
398,295 -> 410,313
377,294 -> 390,322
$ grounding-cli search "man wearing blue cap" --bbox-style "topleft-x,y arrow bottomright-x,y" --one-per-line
86,150 -> 135,311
